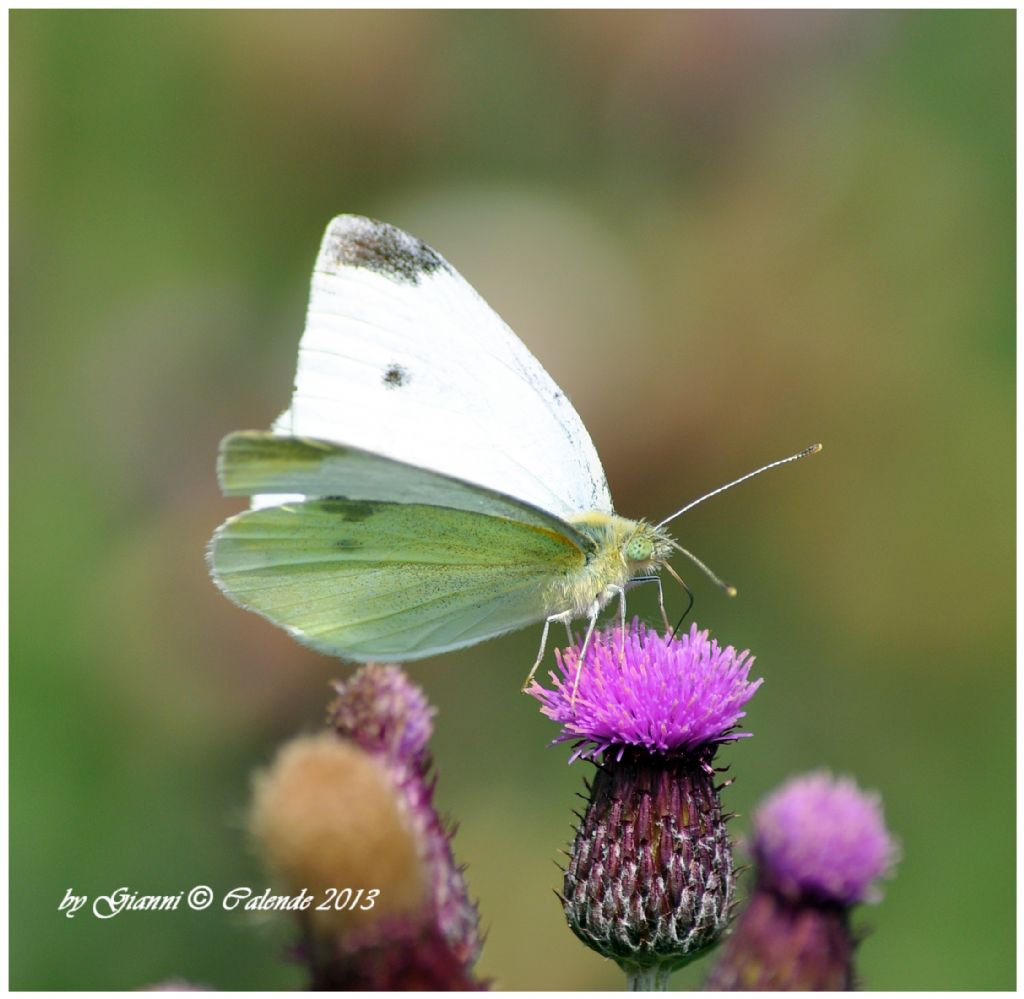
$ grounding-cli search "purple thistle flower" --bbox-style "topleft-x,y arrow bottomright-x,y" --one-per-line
703,888 -> 855,991
753,771 -> 898,907
530,620 -> 762,762
528,619 -> 763,987
250,665 -> 483,990
329,662 -> 435,768
704,771 -> 899,991
327,665 -> 482,981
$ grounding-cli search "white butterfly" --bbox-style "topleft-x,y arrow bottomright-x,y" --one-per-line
209,215 -> 818,686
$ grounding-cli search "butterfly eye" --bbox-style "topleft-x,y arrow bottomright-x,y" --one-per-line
625,536 -> 655,563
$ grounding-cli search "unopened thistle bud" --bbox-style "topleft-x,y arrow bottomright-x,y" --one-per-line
249,664 -> 483,989
529,620 -> 762,989
328,665 -> 481,973
704,771 -> 898,990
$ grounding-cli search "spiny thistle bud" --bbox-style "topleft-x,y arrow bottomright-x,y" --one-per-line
529,620 -> 762,988
704,771 -> 899,990
328,665 -> 481,974
328,661 -> 434,768
249,665 -> 483,989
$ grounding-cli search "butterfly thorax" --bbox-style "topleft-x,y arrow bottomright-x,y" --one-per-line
545,512 -> 675,618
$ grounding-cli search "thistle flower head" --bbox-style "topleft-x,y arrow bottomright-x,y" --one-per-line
533,620 -> 761,980
253,665 -> 481,989
329,663 -> 434,767
704,771 -> 899,990
529,620 -> 762,762
754,771 -> 899,906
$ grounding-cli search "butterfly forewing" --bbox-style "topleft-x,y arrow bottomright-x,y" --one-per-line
271,215 -> 613,521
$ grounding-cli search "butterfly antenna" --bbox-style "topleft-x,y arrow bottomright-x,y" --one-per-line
655,443 -> 823,529
665,548 -> 737,598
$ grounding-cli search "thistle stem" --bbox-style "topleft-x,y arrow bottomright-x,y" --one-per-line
625,964 -> 672,991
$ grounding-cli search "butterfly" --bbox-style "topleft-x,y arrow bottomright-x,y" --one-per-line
208,215 -> 818,688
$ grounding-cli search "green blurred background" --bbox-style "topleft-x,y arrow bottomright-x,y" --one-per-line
11,10 -> 1014,990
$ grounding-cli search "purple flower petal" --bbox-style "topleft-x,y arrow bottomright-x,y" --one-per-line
527,619 -> 763,761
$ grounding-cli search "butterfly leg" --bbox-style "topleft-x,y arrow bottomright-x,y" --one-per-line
521,610 -> 573,692
625,575 -> 670,633
622,573 -> 671,626
570,603 -> 602,706
655,577 -> 670,633
611,584 -> 627,659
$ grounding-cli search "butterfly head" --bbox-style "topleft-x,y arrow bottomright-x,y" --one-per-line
622,522 -> 675,576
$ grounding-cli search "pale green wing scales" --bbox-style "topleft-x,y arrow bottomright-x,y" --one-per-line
218,430 -> 595,550
209,498 -> 586,660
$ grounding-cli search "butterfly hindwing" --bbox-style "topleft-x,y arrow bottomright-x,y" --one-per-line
209,497 -> 586,660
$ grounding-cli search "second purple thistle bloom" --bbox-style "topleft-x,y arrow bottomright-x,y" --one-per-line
528,619 -> 763,985
704,771 -> 899,990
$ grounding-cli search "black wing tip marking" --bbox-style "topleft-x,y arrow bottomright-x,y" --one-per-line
320,215 -> 450,285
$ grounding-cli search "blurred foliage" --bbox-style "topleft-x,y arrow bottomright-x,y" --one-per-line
11,10 -> 1013,990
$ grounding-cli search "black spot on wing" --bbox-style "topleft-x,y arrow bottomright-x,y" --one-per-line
383,363 -> 410,389
323,216 -> 449,285
335,538 -> 363,550
317,498 -> 378,522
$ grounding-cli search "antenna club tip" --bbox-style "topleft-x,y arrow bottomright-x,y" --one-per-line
809,442 -> 823,454
725,585 -> 738,598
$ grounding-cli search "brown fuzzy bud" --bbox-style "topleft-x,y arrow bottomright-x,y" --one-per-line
248,733 -> 428,938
